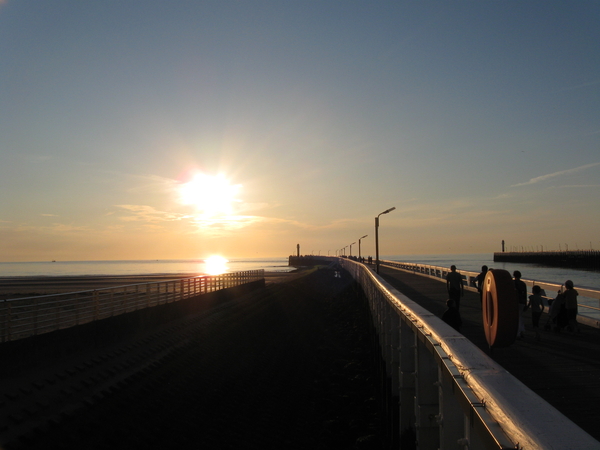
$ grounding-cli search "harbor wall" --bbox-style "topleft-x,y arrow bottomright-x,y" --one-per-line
493,250 -> 600,271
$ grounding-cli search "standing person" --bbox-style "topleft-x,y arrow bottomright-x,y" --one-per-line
547,286 -> 568,333
475,265 -> 488,301
526,285 -> 545,341
513,270 -> 527,338
563,280 -> 580,333
446,265 -> 464,310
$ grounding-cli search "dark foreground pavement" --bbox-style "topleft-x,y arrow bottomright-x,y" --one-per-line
1,268 -> 383,450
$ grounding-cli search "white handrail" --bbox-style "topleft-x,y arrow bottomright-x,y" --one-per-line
0,270 -> 264,343
339,257 -> 600,450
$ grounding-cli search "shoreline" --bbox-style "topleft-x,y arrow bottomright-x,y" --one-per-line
0,270 -> 301,300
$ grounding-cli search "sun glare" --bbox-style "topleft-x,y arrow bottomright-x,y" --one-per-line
204,255 -> 229,275
180,173 -> 241,218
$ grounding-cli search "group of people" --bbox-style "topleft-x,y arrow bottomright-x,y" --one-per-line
512,270 -> 580,339
441,264 -> 580,340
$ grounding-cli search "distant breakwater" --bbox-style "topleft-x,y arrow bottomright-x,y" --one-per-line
289,255 -> 336,267
493,250 -> 600,271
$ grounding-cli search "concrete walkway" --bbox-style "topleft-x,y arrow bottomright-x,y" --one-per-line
378,264 -> 600,441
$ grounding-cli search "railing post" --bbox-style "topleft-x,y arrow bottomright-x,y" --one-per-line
388,311 -> 401,447
414,335 -> 440,450
93,290 -> 99,321
6,301 -> 12,342
438,363 -> 466,449
399,318 -> 416,441
55,297 -> 61,331
34,297 -> 39,334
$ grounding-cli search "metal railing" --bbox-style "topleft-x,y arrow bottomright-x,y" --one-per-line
382,259 -> 600,328
339,258 -> 600,450
0,270 -> 264,343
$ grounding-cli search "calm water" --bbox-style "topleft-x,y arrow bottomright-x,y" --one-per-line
0,257 -> 294,278
385,253 -> 600,291
2,254 -> 598,315
3,254 -> 598,290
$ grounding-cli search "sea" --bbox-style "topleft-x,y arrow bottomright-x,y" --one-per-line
386,254 -> 600,291
1,253 -> 599,290
1,254 -> 599,316
0,257 -> 294,278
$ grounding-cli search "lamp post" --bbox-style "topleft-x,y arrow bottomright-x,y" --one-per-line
349,242 -> 356,257
358,235 -> 368,260
375,207 -> 396,274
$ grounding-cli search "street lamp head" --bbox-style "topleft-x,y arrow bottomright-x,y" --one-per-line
360,235 -> 368,240
383,207 -> 396,214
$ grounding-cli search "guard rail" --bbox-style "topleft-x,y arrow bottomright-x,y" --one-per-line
339,257 -> 599,450
381,260 -> 600,327
0,270 -> 264,343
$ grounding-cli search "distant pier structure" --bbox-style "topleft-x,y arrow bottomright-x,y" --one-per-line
494,250 -> 600,271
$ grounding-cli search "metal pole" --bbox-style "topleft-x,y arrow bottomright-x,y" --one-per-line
375,207 -> 395,274
375,216 -> 380,273
358,235 -> 367,260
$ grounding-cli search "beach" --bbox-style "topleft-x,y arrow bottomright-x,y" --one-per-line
0,271 -> 299,300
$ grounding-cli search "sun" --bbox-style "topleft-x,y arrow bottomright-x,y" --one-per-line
179,173 -> 241,218
204,255 -> 229,275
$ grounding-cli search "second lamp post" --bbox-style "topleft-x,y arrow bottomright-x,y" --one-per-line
375,207 -> 396,274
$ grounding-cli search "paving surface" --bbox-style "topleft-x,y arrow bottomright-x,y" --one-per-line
378,264 -> 600,442
0,268 -> 383,449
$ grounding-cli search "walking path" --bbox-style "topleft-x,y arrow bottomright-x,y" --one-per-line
378,264 -> 600,441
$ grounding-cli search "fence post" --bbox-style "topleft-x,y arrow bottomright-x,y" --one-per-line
388,311 -> 401,447
55,297 -> 61,331
438,362 -> 466,448
414,334 -> 440,450
6,301 -> 12,342
399,318 -> 416,441
94,290 -> 99,321
34,297 -> 39,334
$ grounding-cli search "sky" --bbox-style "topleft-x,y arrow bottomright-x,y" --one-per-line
1,1 -> 599,262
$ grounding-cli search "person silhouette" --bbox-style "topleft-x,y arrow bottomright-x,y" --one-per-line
442,299 -> 462,332
446,265 -> 464,310
526,285 -> 545,341
513,270 -> 527,339
563,280 -> 580,333
475,265 -> 488,301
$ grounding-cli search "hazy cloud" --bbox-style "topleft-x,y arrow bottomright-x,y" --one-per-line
555,79 -> 600,93
116,205 -> 183,223
511,162 -> 600,187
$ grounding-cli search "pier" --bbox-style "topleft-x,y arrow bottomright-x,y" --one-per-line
1,261 -> 600,448
494,250 -> 600,271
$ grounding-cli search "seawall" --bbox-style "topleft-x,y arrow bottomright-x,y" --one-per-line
493,250 -> 600,270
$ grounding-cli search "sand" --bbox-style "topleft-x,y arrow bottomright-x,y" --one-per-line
0,270 -> 300,300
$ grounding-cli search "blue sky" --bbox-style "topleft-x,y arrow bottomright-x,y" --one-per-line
1,1 -> 599,261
